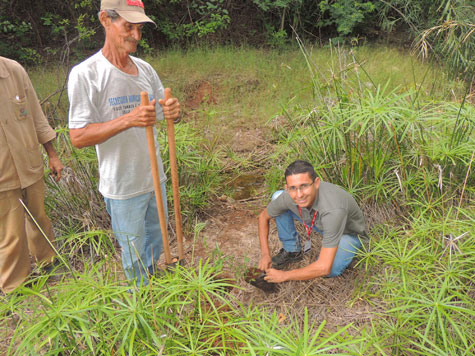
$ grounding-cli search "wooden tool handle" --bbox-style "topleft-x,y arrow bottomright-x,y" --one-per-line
141,91 -> 172,264
163,88 -> 185,260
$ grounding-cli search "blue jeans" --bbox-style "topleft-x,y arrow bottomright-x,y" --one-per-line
104,183 -> 167,286
272,190 -> 361,277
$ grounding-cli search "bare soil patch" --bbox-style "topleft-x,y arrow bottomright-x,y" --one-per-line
183,80 -> 217,110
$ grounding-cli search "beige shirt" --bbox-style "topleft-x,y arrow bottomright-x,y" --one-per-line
0,57 -> 56,192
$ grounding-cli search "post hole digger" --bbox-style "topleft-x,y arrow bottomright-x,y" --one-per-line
142,89 -> 185,270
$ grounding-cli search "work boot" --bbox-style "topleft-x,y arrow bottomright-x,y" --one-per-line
271,248 -> 303,269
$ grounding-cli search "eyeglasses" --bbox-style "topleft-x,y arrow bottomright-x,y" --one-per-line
287,182 -> 314,193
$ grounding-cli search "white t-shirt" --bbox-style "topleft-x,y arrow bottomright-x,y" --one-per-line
68,51 -> 166,199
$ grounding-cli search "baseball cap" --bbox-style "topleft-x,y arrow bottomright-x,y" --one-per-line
101,0 -> 156,26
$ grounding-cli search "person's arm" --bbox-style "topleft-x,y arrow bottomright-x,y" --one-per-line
69,99 -> 157,148
42,140 -> 64,182
265,208 -> 348,283
264,246 -> 338,283
258,208 -> 273,271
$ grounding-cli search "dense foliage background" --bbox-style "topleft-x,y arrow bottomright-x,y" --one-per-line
1,0 -> 473,81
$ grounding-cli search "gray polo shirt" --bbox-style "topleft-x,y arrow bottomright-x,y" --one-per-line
267,181 -> 368,248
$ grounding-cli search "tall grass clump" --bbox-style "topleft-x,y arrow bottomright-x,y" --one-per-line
353,210 -> 475,355
279,41 -> 474,213
44,125 -> 110,234
157,120 -> 225,232
6,261 -> 236,355
4,260 -> 365,355
268,41 -> 475,354
240,308 -> 360,355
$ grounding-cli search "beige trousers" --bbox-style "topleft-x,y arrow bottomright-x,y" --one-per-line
0,179 -> 56,293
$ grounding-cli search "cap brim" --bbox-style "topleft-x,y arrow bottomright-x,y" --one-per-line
115,10 -> 156,26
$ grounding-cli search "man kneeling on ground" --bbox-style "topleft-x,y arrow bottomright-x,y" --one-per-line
258,160 -> 368,283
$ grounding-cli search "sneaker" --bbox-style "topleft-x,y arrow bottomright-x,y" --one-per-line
271,248 -> 303,269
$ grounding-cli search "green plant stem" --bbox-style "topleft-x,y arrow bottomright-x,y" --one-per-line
19,198 -> 77,280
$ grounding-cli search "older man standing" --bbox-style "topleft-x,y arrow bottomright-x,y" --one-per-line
68,0 -> 180,286
0,56 -> 64,294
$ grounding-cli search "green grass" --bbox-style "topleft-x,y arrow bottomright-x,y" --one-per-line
280,86 -> 474,203
353,211 -> 475,355
28,44 -> 466,131
2,44 -> 472,355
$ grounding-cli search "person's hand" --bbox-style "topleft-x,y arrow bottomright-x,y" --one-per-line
48,155 -> 64,182
264,268 -> 288,284
258,255 -> 272,271
159,88 -> 181,122
128,99 -> 157,127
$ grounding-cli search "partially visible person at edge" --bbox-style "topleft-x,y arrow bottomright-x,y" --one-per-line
67,0 -> 181,287
0,56 -> 64,294
257,160 -> 368,283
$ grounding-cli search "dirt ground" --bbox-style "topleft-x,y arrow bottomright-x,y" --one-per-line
172,194 -> 380,331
